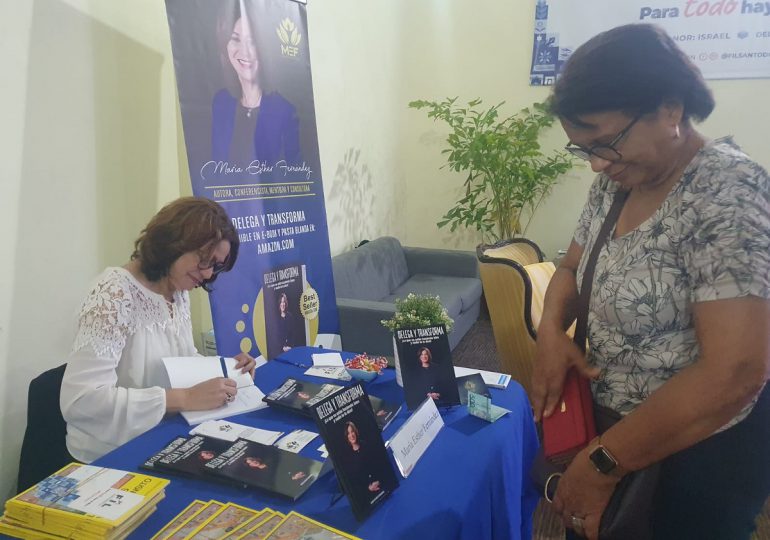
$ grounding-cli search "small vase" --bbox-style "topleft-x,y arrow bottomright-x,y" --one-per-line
393,335 -> 403,387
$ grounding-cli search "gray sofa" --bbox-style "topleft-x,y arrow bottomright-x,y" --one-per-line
331,237 -> 482,357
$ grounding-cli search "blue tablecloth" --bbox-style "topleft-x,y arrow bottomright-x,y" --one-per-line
94,347 -> 540,539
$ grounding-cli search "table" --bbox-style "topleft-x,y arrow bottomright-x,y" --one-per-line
96,347 -> 540,539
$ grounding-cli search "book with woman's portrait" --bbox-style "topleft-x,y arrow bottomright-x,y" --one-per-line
396,325 -> 460,410
308,383 -> 399,521
262,263 -> 310,360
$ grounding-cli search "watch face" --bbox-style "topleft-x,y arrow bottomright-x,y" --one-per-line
590,446 -> 617,474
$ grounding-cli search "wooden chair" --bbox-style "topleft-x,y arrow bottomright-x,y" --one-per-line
477,239 -> 556,397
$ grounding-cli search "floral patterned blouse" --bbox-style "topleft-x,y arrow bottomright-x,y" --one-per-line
574,137 -> 770,426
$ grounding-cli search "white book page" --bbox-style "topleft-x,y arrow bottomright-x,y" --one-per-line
163,356 -> 254,389
181,385 -> 267,425
311,352 -> 344,368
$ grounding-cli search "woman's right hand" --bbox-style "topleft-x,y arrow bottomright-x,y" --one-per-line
183,377 -> 238,410
531,323 -> 599,422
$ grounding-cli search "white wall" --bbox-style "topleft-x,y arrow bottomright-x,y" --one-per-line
2,0 -> 768,504
0,0 -> 185,503
397,1 -> 770,257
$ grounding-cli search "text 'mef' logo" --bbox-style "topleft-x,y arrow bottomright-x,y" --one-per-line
277,18 -> 302,57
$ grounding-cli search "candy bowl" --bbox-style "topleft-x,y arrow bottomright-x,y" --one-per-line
345,368 -> 379,382
344,353 -> 388,382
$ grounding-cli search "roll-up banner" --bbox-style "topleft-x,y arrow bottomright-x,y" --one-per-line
530,0 -> 770,85
165,0 -> 340,360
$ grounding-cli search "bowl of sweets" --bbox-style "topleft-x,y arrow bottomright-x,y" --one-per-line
344,353 -> 389,382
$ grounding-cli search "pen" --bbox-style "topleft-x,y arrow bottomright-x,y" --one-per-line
220,356 -> 228,378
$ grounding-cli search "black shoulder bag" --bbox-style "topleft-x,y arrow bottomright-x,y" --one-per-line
531,189 -> 660,540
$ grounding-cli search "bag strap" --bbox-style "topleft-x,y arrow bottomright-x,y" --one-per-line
573,189 -> 630,353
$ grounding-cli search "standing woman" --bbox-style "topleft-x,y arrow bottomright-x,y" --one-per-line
531,24 -> 770,539
61,197 -> 256,463
211,0 -> 300,167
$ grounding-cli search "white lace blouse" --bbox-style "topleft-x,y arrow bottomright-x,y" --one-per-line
60,267 -> 198,463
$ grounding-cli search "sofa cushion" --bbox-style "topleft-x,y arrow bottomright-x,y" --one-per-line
383,274 -> 482,321
332,237 -> 410,301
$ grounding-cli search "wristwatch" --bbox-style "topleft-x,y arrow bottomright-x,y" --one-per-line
588,438 -> 627,478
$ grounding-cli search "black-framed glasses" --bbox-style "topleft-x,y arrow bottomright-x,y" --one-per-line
564,114 -> 642,162
197,254 -> 228,275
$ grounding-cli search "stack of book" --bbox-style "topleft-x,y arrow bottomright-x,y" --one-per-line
0,463 -> 169,540
142,434 -> 327,501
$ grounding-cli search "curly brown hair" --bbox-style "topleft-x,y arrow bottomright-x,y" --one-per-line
131,197 -> 239,291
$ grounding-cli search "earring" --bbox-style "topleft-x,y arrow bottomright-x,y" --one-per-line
674,125 -> 680,139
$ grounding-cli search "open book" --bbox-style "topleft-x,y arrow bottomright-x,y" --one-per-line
162,356 -> 267,425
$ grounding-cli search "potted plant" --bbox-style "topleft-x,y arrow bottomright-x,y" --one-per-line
408,98 -> 577,242
381,293 -> 454,387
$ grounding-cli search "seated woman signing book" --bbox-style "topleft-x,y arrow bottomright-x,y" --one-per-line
60,197 -> 257,463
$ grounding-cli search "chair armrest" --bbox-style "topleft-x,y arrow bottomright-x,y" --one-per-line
403,247 -> 479,278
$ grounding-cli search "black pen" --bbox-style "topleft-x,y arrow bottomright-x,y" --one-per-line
220,356 -> 228,378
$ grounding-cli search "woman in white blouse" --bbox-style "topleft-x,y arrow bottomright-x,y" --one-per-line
61,197 -> 256,463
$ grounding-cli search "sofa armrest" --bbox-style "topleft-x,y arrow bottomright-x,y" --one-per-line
403,246 -> 479,279
335,298 -> 396,357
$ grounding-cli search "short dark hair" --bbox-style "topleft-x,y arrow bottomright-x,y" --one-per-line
549,24 -> 715,125
131,197 -> 239,291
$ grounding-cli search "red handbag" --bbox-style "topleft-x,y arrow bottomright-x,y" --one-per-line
542,368 -> 596,460
540,190 -> 628,461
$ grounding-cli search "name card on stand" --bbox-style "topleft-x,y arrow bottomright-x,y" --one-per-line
387,397 -> 444,478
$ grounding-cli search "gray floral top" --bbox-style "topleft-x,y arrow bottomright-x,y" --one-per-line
574,137 -> 770,426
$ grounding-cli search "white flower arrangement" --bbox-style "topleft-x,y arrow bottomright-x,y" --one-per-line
381,293 -> 454,332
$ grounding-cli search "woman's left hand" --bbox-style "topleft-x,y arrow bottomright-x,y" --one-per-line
552,448 -> 619,540
234,352 -> 257,378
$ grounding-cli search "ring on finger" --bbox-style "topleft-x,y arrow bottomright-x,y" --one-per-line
225,392 -> 234,403
570,515 -> 586,537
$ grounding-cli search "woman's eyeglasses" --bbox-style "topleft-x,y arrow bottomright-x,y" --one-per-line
197,255 -> 228,275
564,114 -> 642,162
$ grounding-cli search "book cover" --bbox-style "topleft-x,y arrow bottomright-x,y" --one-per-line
150,499 -> 207,540
396,325 -> 461,410
263,378 -> 344,417
263,378 -> 400,431
309,383 -> 398,521
164,501 -> 225,540
262,511 -> 361,539
235,511 -> 283,540
453,366 -> 511,389
263,263 -> 310,360
187,502 -> 262,539
203,439 -> 325,501
153,436 -> 234,480
141,436 -> 188,472
455,373 -> 491,405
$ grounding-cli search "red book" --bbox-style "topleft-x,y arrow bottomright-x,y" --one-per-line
542,369 -> 596,460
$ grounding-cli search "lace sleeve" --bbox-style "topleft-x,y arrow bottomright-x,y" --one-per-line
71,270 -> 134,359
61,269 -> 166,462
